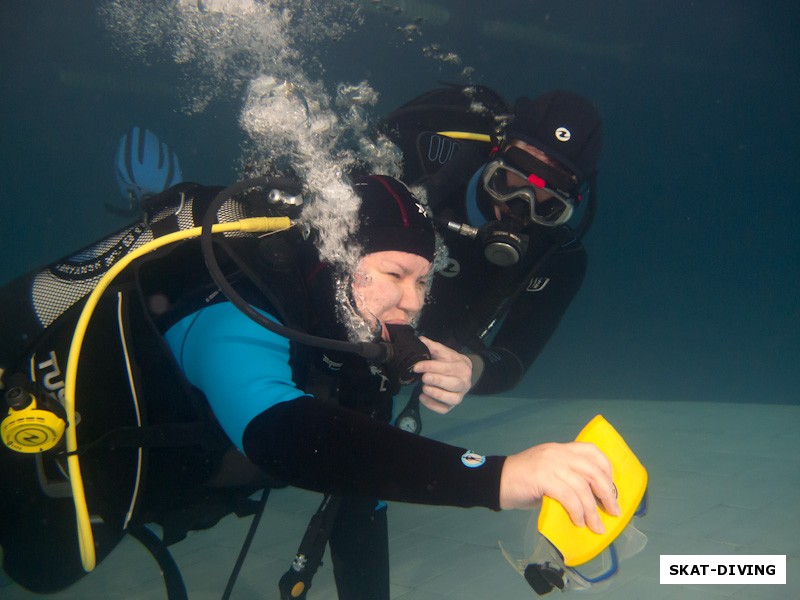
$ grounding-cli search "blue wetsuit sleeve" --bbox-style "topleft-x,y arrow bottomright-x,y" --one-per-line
163,302 -> 305,451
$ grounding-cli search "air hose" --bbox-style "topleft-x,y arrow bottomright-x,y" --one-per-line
437,131 -> 492,143
199,178 -> 394,363
64,215 -> 293,571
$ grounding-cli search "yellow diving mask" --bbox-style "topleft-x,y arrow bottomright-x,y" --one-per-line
500,415 -> 648,595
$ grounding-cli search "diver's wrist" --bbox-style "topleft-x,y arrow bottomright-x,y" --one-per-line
466,353 -> 485,388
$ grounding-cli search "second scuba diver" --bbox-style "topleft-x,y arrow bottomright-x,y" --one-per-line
380,86 -> 602,432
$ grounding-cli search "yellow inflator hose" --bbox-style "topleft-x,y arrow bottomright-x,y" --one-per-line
436,131 -> 492,143
63,216 -> 291,571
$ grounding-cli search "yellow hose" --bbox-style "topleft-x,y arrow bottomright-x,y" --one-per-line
63,216 -> 291,571
436,131 -> 492,143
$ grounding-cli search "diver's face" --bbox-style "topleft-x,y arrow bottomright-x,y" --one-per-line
492,140 -> 570,221
352,251 -> 432,341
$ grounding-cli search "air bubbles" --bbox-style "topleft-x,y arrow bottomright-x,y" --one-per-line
397,23 -> 422,43
241,76 -> 311,142
336,82 -> 379,108
422,44 -> 465,70
99,0 -> 414,341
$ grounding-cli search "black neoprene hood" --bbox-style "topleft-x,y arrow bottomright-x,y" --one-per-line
506,90 -> 603,183
351,175 -> 435,262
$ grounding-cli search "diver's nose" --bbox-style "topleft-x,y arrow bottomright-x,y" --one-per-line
398,280 -> 424,315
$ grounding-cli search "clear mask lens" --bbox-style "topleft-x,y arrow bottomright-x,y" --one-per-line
499,511 -> 648,595
482,160 -> 574,227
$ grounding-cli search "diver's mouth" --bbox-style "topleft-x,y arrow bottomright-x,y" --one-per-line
380,319 -> 414,341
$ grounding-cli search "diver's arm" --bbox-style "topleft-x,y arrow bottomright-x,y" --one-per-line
469,245 -> 587,395
243,395 -> 504,509
166,299 -> 615,526
163,301 -> 307,449
166,302 -> 503,507
243,397 -> 618,531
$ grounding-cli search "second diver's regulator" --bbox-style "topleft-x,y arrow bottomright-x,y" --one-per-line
440,219 -> 529,267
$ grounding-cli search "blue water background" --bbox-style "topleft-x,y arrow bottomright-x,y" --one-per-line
1,0 -> 798,405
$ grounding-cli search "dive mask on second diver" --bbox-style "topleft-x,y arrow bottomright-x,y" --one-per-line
482,146 -> 577,227
500,415 -> 649,595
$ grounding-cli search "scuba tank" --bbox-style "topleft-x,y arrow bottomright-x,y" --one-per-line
0,180 -> 301,593
378,83 -> 511,184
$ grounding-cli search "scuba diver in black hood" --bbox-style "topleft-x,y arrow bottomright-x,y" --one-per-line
0,173 -> 617,599
379,86 -> 603,432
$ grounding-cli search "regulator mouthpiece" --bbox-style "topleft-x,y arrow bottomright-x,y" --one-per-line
382,323 -> 431,386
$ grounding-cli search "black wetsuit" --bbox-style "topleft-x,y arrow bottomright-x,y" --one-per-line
379,85 -> 588,396
418,145 -> 587,394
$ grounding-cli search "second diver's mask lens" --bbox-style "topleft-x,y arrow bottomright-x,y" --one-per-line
481,147 -> 577,227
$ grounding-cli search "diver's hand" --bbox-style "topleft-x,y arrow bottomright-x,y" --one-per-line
499,442 -> 621,534
411,337 -> 472,414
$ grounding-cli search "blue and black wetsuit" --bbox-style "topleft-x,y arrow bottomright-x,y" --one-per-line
0,182 -> 505,598
161,258 -> 505,599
